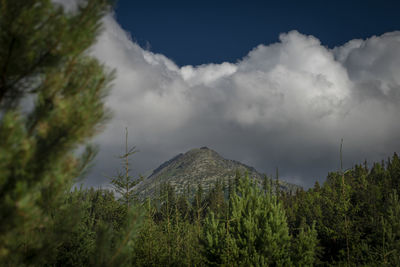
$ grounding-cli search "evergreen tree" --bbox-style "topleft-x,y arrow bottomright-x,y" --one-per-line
388,152 -> 400,190
206,178 -> 226,217
203,173 -> 292,266
109,127 -> 143,209
291,221 -> 319,266
262,174 -> 270,194
55,188 -> 143,266
230,174 -> 291,265
192,183 -> 205,225
177,193 -> 190,219
202,211 -> 229,266
234,169 -> 241,191
0,0 -> 113,264
380,190 -> 400,265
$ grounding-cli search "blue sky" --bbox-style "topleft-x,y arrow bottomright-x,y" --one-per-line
114,0 -> 400,66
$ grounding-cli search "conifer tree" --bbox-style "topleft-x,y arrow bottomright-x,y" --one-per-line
202,211 -> 229,266
234,169 -> 241,191
109,127 -> 143,209
262,174 -> 270,194
0,0 -> 113,264
229,174 -> 292,265
192,183 -> 205,226
388,152 -> 400,190
55,187 -> 143,266
206,178 -> 226,217
176,194 -> 189,218
203,173 -> 292,266
380,190 -> 400,265
291,221 -> 319,266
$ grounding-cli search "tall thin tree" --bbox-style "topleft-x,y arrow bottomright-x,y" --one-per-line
109,127 -> 143,209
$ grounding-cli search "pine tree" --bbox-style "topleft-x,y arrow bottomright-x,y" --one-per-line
291,220 -> 319,266
206,178 -> 226,217
0,0 -> 113,264
203,173 -> 292,266
262,174 -> 270,194
380,190 -> 400,265
192,183 -> 205,226
55,187 -> 143,266
202,211 -> 228,266
230,174 -> 292,265
109,127 -> 143,209
388,152 -> 400,190
234,169 -> 241,191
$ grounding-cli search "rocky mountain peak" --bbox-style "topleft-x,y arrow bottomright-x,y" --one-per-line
134,147 -> 300,199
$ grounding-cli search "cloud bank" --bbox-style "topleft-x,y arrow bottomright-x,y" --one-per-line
84,13 -> 400,188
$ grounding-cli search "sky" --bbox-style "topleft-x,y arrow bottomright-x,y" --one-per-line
114,0 -> 400,66
58,0 -> 400,188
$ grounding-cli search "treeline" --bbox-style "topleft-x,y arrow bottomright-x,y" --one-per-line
58,153 -> 400,266
3,153 -> 399,266
283,154 -> 400,265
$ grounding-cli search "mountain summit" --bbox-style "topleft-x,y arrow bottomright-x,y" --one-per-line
134,147 -> 299,198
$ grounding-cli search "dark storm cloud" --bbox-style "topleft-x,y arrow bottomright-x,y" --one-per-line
81,14 -> 400,188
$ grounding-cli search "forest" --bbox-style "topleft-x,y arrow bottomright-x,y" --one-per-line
1,0 -> 400,266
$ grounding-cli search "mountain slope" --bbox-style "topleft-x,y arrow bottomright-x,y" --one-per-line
134,147 -> 300,198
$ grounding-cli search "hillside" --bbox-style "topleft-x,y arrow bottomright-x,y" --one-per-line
134,146 -> 300,198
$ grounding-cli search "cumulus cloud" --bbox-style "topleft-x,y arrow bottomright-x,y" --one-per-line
82,12 -> 400,188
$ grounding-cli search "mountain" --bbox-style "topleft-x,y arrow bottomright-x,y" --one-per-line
134,147 -> 300,199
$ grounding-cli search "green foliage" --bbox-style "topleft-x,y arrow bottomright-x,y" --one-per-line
54,188 -> 143,267
231,174 -> 291,266
0,0 -> 112,264
206,178 -> 226,216
283,153 -> 400,265
291,221 -> 319,266
131,186 -> 204,266
203,173 -> 292,266
202,211 -> 228,266
379,190 -> 400,265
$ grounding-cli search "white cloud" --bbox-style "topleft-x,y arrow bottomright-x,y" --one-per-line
84,13 -> 400,188
180,63 -> 237,86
